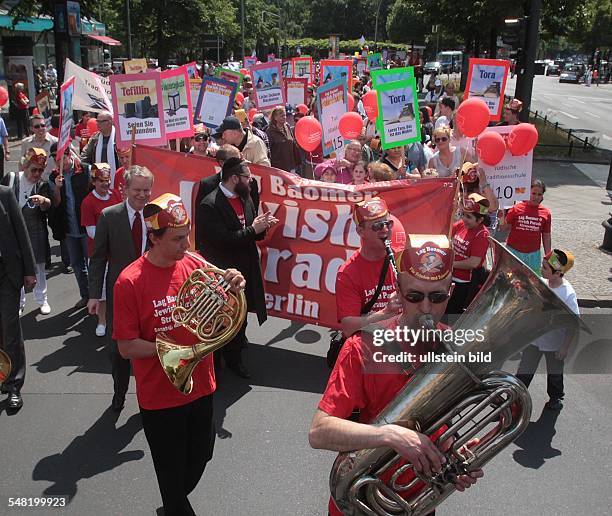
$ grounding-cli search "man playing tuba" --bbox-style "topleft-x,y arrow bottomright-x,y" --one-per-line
113,193 -> 245,515
309,235 -> 483,515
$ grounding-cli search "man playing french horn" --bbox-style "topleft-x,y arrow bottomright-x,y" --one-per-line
310,234 -> 483,516
113,193 -> 245,516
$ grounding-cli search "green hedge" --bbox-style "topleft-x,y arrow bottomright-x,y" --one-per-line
285,38 -> 408,56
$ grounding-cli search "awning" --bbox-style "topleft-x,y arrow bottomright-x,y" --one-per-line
86,34 -> 122,46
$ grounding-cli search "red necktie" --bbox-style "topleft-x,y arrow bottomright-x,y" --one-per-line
132,211 -> 142,257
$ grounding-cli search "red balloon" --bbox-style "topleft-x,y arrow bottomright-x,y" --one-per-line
507,123 -> 539,156
295,116 -> 322,152
87,118 -> 99,134
0,86 -> 8,107
362,89 -> 378,121
338,112 -> 363,140
389,214 -> 406,252
347,94 -> 355,112
456,98 -> 490,138
296,103 -> 309,115
477,131 -> 506,166
235,92 -> 245,106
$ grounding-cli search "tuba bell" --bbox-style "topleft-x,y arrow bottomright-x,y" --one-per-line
156,267 -> 247,394
0,349 -> 11,387
329,238 -> 583,515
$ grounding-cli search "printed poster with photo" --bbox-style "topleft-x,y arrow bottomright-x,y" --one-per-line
194,77 -> 237,129
292,56 -> 313,85
35,91 -> 53,129
160,66 -> 193,138
284,77 -> 307,107
316,77 -> 348,157
371,67 -> 413,88
368,53 -> 383,71
215,67 -> 243,89
320,60 -> 352,90
252,61 -> 285,110
376,77 -> 421,150
185,62 -> 199,79
189,78 -> 202,121
281,59 -> 293,79
356,57 -> 367,76
479,126 -> 532,208
245,56 -> 258,69
110,71 -> 166,147
464,58 -> 510,121
57,76 -> 75,161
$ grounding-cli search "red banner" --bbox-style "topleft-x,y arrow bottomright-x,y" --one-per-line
132,145 -> 457,328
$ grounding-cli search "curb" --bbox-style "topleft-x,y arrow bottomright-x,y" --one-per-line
577,297 -> 612,308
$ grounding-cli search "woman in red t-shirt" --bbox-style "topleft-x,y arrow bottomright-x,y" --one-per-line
499,179 -> 551,275
447,193 -> 491,316
74,112 -> 91,151
80,163 -> 122,337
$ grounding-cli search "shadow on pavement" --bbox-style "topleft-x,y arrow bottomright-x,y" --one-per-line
32,408 -> 144,500
512,407 -> 562,469
537,163 -> 601,189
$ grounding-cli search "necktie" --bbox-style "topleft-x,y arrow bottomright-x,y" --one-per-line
132,211 -> 142,257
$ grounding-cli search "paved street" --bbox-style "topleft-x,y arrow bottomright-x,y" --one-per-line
506,74 -> 612,151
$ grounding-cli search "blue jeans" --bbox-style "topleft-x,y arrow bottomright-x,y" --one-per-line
65,235 -> 89,299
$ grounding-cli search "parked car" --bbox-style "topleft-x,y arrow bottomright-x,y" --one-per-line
424,61 -> 442,74
546,64 -> 560,76
559,64 -> 582,83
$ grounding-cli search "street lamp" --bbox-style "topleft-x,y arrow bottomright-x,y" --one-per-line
374,0 -> 385,49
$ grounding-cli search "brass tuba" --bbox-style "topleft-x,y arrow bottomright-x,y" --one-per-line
156,267 -> 247,394
329,239 -> 583,515
0,350 -> 11,387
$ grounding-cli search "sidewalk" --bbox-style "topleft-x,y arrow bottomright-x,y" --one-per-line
532,160 -> 612,306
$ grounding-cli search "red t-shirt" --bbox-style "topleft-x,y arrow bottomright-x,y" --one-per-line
228,196 -> 245,226
74,122 -> 90,150
16,91 -> 29,110
80,190 -> 123,257
112,252 -> 216,410
505,202 -> 551,253
319,320 -> 447,516
451,220 -> 490,282
335,251 -> 396,323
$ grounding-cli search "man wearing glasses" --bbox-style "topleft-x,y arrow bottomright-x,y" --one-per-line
20,115 -> 58,180
81,112 -> 120,188
196,157 -> 277,379
189,124 -> 211,157
310,234 -> 483,515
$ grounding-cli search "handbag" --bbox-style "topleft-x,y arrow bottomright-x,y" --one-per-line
326,256 -> 390,368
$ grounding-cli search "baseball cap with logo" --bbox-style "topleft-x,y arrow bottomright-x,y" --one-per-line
352,197 -> 389,225
144,193 -> 190,231
25,147 -> 48,166
91,163 -> 111,180
543,249 -> 574,274
460,162 -> 479,184
395,234 -> 453,282
463,193 -> 490,215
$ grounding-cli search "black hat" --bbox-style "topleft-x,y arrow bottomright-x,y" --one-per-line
213,116 -> 242,139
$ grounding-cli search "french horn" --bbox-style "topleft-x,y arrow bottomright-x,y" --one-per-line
156,267 -> 247,394
329,238 -> 583,515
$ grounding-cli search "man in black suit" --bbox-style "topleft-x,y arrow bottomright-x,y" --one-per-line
0,185 -> 36,409
196,158 -> 277,378
88,165 -> 153,411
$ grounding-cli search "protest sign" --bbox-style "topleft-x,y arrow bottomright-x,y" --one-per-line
35,91 -> 53,129
160,66 -> 193,138
371,67 -> 413,88
132,145 -> 456,328
245,56 -> 258,69
281,59 -> 293,79
376,77 -> 421,150
215,67 -> 243,89
185,62 -> 199,79
464,58 -> 510,121
368,53 -> 382,71
479,126 -> 532,208
189,78 -> 202,121
320,59 -> 352,90
57,76 -> 75,161
252,61 -> 285,110
194,77 -> 237,129
64,58 -> 112,113
285,77 -> 307,107
124,58 -> 148,74
317,77 -> 348,157
356,57 -> 367,75
267,53 -> 276,62
110,71 -> 166,147
292,56 -> 313,85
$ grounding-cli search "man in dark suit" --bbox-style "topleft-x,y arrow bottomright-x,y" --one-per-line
0,185 -> 36,409
88,165 -> 153,411
196,158 -> 277,378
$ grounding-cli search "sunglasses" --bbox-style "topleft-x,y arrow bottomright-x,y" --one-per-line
194,135 -> 209,142
32,124 -> 45,129
403,290 -> 451,304
370,219 -> 394,231
434,137 -> 448,143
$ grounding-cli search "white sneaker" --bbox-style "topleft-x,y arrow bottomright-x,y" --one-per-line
95,324 -> 106,337
39,302 -> 51,315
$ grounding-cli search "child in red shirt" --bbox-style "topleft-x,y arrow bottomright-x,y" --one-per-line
501,179 -> 551,275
